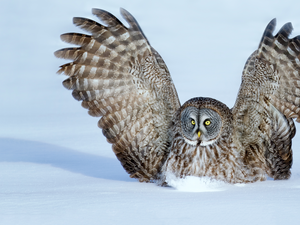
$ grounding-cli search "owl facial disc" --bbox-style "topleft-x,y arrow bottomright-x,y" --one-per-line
181,107 -> 222,146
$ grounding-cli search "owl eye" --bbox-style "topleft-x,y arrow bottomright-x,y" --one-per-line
191,119 -> 196,125
204,119 -> 211,126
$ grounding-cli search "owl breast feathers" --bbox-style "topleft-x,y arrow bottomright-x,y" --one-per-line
55,8 -> 300,184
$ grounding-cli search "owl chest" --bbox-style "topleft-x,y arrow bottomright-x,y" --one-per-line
165,140 -> 235,178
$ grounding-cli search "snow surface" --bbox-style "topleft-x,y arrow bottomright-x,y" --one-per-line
1,0 -> 300,224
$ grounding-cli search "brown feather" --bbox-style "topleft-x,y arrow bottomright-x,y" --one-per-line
55,8 -> 180,182
56,9 -> 300,185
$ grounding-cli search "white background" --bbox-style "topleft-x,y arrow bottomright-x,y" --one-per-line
1,0 -> 300,224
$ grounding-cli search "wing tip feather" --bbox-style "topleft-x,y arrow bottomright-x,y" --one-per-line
92,8 -> 123,27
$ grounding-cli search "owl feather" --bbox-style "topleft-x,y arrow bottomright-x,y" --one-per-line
232,19 -> 300,180
56,9 -> 300,184
55,8 -> 180,182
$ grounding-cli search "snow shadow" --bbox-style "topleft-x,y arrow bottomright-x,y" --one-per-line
0,138 -> 132,182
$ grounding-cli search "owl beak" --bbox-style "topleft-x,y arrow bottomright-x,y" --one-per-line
198,131 -> 201,138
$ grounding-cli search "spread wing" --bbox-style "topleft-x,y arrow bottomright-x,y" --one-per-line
54,8 -> 180,182
232,19 -> 300,178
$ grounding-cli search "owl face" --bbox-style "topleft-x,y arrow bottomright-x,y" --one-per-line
180,107 -> 222,146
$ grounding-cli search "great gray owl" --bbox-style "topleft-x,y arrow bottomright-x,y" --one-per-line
55,8 -> 300,184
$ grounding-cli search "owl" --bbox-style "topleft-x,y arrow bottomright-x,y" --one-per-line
55,8 -> 300,184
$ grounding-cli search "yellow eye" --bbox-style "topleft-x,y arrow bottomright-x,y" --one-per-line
204,120 -> 211,126
191,120 -> 195,125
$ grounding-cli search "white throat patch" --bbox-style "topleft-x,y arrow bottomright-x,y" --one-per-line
183,137 -> 216,147
183,137 -> 198,146
200,139 -> 216,146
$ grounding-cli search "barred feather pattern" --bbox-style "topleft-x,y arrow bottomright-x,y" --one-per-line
56,9 -> 300,185
232,19 -> 300,180
160,97 -> 266,184
266,107 -> 294,179
259,19 -> 300,122
160,137 -> 266,184
55,8 -> 180,182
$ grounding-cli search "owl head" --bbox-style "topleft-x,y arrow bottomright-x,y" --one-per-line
176,97 -> 233,146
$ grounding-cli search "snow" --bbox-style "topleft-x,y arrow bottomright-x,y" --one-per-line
1,0 -> 300,224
